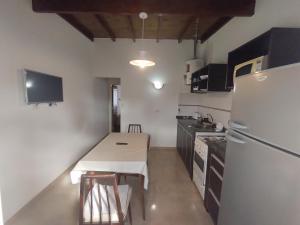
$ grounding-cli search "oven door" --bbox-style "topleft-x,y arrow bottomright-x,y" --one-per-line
195,151 -> 205,173
193,152 -> 207,199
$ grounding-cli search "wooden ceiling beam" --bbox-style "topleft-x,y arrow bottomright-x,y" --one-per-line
59,14 -> 94,41
200,16 -> 232,43
32,0 -> 256,17
178,16 -> 196,43
127,15 -> 136,42
156,15 -> 162,43
95,15 -> 116,41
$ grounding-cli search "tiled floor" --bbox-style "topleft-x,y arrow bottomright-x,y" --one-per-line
7,148 -> 213,225
133,148 -> 213,225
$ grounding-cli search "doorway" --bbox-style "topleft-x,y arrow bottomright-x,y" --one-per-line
111,84 -> 121,132
106,78 -> 121,132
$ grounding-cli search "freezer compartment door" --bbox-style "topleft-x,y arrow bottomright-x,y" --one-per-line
230,64 -> 300,155
219,130 -> 300,225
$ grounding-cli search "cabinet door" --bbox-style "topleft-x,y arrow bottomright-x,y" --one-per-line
176,124 -> 181,154
181,130 -> 185,162
206,189 -> 219,225
180,127 -> 185,160
178,125 -> 183,159
186,133 -> 194,178
208,167 -> 223,201
184,132 -> 190,174
207,64 -> 227,91
182,130 -> 187,165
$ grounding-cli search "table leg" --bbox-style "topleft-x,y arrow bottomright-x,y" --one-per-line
139,174 -> 146,220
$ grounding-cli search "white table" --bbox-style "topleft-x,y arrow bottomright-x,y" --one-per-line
70,132 -> 149,219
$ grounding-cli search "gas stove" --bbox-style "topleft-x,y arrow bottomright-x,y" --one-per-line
193,133 -> 226,199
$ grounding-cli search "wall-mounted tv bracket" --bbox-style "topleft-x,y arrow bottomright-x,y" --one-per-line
49,102 -> 57,107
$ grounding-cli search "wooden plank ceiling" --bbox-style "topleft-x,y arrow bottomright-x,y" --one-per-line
32,0 -> 256,43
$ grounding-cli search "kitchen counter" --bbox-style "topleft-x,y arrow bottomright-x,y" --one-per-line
177,117 -> 225,135
176,117 -> 226,178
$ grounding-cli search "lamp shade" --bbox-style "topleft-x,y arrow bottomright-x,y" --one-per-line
129,50 -> 155,69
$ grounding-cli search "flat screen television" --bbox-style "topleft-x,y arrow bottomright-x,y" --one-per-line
24,70 -> 63,104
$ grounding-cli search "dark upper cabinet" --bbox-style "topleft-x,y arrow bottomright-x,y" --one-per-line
226,28 -> 300,90
191,64 -> 227,93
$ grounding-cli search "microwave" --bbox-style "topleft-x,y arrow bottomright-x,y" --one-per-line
233,56 -> 268,78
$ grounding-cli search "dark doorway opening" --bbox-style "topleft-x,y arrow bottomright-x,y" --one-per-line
111,84 -> 120,132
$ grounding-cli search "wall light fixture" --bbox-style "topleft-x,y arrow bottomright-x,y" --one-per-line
153,80 -> 164,90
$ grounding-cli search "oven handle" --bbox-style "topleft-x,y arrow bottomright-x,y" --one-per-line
194,152 -> 205,173
226,133 -> 246,144
228,120 -> 248,130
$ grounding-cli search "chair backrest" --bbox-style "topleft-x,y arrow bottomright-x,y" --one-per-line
79,172 -> 124,225
128,124 -> 142,133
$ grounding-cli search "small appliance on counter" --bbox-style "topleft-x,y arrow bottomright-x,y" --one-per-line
233,55 -> 268,78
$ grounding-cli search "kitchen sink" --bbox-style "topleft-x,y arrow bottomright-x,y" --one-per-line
193,122 -> 214,129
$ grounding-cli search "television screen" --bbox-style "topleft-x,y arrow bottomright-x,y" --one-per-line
24,70 -> 63,104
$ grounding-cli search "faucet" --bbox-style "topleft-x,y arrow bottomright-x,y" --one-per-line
193,112 -> 200,119
207,113 -> 214,124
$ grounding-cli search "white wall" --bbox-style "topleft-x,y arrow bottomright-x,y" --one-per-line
0,0 -> 109,222
92,39 -> 194,147
178,92 -> 232,127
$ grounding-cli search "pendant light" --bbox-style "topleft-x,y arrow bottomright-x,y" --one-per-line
129,12 -> 156,69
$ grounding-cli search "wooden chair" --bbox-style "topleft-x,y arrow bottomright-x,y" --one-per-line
79,172 -> 132,225
127,124 -> 150,151
128,124 -> 142,133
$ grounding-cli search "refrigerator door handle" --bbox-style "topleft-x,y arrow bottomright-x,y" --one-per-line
228,120 -> 248,130
226,133 -> 246,144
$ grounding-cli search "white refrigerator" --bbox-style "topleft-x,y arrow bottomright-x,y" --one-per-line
218,64 -> 300,225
